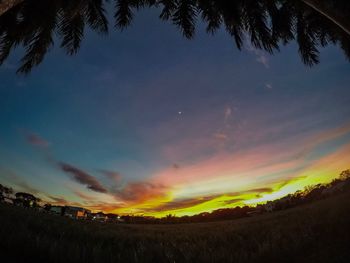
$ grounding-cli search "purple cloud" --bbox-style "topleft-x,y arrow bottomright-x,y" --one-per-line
26,133 -> 49,148
113,181 -> 168,203
59,162 -> 107,193
100,170 -> 122,182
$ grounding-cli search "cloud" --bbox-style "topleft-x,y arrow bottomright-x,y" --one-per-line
113,181 -> 168,203
245,40 -> 270,68
26,133 -> 49,148
58,162 -> 107,193
100,170 -> 122,182
15,181 -> 41,195
224,106 -> 232,120
150,123 -> 350,206
2,171 -> 41,195
48,196 -> 68,205
221,198 -> 245,205
142,187 -> 274,213
244,187 -> 274,194
265,83 -> 273,90
83,202 -> 124,212
213,132 -> 228,141
147,196 -> 217,212
256,55 -> 269,68
73,190 -> 95,201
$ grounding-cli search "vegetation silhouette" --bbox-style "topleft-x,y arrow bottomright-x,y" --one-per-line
0,183 -> 13,201
14,192 -> 40,207
1,180 -> 350,262
0,0 -> 349,74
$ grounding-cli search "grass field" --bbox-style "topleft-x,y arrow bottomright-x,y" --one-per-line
1,191 -> 350,263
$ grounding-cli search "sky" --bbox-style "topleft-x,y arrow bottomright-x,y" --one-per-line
0,7 -> 350,217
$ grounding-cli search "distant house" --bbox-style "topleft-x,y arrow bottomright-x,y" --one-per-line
92,212 -> 108,222
105,213 -> 118,222
105,213 -> 124,223
64,206 -> 90,219
50,206 -> 64,216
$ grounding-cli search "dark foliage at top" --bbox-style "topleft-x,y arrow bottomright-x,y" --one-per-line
0,0 -> 349,74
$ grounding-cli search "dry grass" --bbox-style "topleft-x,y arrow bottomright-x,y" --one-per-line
1,191 -> 350,263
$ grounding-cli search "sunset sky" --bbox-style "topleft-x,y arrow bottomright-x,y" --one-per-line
0,7 -> 349,217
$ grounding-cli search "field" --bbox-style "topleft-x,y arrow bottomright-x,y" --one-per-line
1,192 -> 350,263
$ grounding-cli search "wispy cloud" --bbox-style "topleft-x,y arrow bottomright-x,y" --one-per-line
73,190 -> 96,201
265,83 -> 273,90
48,196 -> 68,205
100,170 -> 121,183
213,132 -> 229,141
256,54 -> 269,68
245,40 -> 270,68
26,133 -> 50,148
15,180 -> 41,195
146,196 -> 218,212
224,106 -> 232,120
58,162 -> 107,193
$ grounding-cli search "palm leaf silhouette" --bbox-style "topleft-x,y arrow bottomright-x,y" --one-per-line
0,0 -> 349,73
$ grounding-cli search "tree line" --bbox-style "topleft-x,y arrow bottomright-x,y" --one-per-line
0,185 -> 40,207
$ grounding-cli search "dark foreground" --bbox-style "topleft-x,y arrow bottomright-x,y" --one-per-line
1,192 -> 350,263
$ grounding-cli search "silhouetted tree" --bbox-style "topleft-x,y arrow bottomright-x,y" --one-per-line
0,183 -> 13,201
301,0 -> 350,35
15,192 -> 38,207
340,169 -> 350,180
0,0 -> 108,73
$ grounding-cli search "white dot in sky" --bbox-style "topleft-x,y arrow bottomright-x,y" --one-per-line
178,111 -> 182,115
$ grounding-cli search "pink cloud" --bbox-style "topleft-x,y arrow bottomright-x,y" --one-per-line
224,106 -> 232,120
113,181 -> 169,203
58,162 -> 107,193
26,133 -> 49,148
213,132 -> 228,141
100,170 -> 122,183
151,123 -> 350,194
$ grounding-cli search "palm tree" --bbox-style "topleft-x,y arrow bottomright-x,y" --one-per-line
0,0 -> 349,73
0,0 -> 108,73
289,0 -> 350,65
301,0 -> 350,35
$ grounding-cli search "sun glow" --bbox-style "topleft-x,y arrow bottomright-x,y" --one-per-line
109,131 -> 350,217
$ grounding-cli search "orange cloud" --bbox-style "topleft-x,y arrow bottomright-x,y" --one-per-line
113,181 -> 170,204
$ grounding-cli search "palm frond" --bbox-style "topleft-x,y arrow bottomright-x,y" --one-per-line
172,0 -> 197,39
